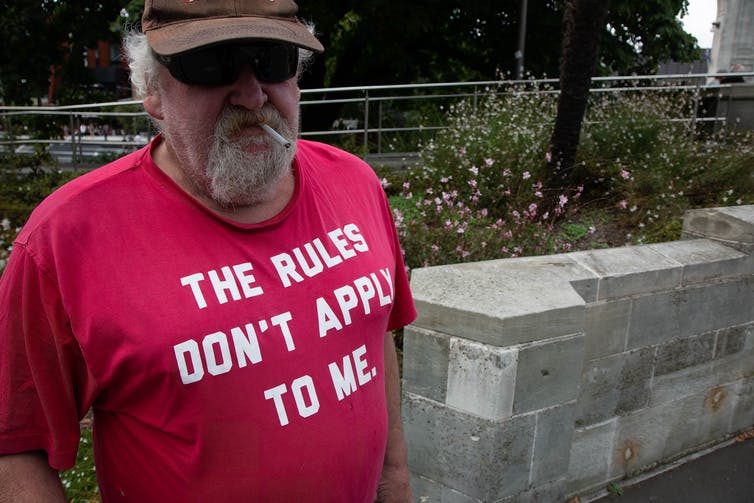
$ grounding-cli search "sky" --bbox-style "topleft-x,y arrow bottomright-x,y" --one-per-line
680,0 -> 718,48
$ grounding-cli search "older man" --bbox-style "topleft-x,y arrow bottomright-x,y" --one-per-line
0,1 -> 416,501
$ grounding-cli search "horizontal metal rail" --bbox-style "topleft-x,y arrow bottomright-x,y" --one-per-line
1,73 -> 751,166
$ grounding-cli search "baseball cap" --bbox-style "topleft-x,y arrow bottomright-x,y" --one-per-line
142,0 -> 324,56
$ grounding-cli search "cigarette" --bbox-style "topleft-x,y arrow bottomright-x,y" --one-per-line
261,124 -> 292,149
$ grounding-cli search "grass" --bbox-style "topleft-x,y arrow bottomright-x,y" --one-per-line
59,427 -> 99,502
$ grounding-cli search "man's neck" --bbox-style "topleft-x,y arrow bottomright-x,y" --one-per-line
151,139 -> 296,225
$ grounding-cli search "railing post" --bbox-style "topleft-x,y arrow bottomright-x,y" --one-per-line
4,115 -> 14,154
691,81 -> 700,135
70,112 -> 77,165
363,90 -> 370,160
378,100 -> 383,155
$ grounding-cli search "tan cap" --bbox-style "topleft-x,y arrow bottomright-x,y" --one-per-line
142,0 -> 324,56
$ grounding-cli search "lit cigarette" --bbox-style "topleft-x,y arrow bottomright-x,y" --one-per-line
261,124 -> 292,149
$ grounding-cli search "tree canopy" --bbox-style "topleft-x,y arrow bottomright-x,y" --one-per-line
298,0 -> 700,89
0,0 -> 700,104
0,1 -> 125,105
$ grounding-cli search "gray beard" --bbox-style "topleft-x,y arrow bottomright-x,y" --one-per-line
204,106 -> 297,209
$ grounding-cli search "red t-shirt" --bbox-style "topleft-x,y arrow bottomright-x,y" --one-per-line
0,138 -> 416,502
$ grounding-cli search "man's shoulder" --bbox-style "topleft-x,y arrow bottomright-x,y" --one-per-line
296,140 -> 378,181
16,146 -> 150,244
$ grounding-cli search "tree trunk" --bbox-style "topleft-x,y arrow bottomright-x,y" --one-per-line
547,0 -> 610,189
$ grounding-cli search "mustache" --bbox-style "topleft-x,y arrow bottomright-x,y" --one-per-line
216,106 -> 286,137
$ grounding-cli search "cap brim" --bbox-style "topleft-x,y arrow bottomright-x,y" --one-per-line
146,16 -> 324,55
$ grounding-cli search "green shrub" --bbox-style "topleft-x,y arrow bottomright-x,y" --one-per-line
394,84 -> 754,268
0,152 -> 85,272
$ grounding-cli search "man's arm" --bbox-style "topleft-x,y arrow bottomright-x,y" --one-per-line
377,332 -> 414,503
0,451 -> 67,503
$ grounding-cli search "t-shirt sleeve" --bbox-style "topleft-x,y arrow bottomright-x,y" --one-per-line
378,192 -> 417,332
0,243 -> 95,470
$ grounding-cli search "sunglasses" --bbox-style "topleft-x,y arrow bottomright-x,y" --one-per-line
155,42 -> 299,86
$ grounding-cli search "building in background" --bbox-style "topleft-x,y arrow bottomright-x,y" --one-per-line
709,0 -> 754,79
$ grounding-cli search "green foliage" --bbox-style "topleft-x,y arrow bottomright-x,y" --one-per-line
394,85 -> 754,268
59,428 -> 100,503
0,1 -> 127,105
607,482 -> 624,496
0,152 -> 85,272
299,0 -> 700,92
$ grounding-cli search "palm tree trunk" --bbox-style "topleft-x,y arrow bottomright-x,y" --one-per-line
547,0 -> 610,189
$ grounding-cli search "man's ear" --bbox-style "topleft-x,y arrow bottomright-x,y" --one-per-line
143,93 -> 164,121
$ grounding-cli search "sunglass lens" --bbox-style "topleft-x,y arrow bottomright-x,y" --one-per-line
165,43 -> 298,86
255,44 -> 298,83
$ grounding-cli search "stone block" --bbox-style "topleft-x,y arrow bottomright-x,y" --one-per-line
654,331 -> 716,376
731,376 -> 754,433
712,344 -> 754,385
566,420 -> 617,496
583,299 -> 631,361
446,338 -> 518,421
576,347 -> 654,427
403,392 -> 536,501
662,386 -> 737,459
650,362 -> 716,407
612,401 -> 686,478
410,257 -> 590,347
714,324 -> 750,358
649,239 -> 751,286
627,278 -> 754,350
403,326 -> 450,402
626,291 -> 682,349
570,246 -> 682,300
513,334 -> 585,414
678,278 -> 754,337
531,403 -> 576,484
411,474 -> 481,503
682,205 -> 754,253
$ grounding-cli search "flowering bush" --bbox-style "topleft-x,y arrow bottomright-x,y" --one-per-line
392,84 -> 754,268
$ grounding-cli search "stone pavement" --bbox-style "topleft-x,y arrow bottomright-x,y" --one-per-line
587,435 -> 754,502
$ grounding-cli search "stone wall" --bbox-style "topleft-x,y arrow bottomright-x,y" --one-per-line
402,205 -> 754,502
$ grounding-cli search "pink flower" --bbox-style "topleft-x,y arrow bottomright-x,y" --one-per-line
545,151 -> 552,162
620,169 -> 631,180
485,158 -> 495,167
559,194 -> 568,207
619,200 -> 628,209
529,203 -> 538,216
523,171 -> 531,180
470,166 -> 479,175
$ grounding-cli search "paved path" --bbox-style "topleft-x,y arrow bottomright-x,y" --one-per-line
591,436 -> 754,502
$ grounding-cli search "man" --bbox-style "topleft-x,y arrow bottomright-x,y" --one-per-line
0,1 -> 416,501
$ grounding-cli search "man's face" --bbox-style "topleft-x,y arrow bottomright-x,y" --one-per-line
149,47 -> 301,209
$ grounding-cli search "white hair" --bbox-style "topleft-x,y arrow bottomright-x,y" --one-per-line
123,24 -> 317,100
123,31 -> 161,100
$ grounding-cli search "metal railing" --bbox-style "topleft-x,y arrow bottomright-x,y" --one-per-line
1,72 -> 751,167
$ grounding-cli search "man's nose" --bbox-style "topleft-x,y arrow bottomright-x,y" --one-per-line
228,65 -> 268,110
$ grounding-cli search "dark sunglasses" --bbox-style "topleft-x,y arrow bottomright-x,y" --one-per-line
155,42 -> 299,86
